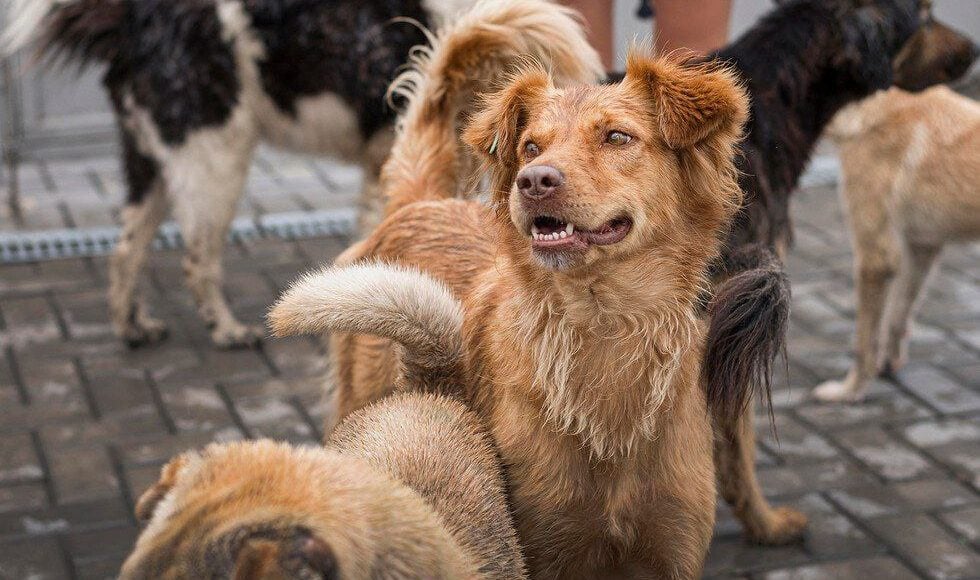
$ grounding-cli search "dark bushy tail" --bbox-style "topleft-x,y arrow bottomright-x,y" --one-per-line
704,244 -> 790,425
2,0 -> 126,64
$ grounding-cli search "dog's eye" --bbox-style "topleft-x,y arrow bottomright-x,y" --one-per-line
606,131 -> 632,146
524,141 -> 541,158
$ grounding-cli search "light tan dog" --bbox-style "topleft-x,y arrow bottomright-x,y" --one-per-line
813,85 -> 980,402
272,50 -> 808,578
120,389 -> 526,579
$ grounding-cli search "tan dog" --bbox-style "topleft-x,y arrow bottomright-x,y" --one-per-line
272,51 -> 808,578
120,390 -> 526,579
813,85 -> 980,402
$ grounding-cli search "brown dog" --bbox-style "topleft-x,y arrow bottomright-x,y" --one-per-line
273,52 -> 808,578
813,85 -> 980,402
120,390 -> 526,579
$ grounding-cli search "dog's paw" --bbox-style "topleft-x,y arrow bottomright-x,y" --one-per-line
750,506 -> 808,545
211,323 -> 263,349
122,318 -> 170,349
812,379 -> 865,403
878,354 -> 907,378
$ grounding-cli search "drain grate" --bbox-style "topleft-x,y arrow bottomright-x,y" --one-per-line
0,208 -> 357,263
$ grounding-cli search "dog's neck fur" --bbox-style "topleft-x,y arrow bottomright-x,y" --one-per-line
488,237 -> 707,461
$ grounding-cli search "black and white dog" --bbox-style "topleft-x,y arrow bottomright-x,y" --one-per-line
3,0 -> 473,348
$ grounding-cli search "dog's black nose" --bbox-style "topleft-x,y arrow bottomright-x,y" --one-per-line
516,165 -> 563,200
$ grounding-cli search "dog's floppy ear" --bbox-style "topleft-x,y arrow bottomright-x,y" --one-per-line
463,69 -> 550,200
624,54 -> 748,150
134,453 -> 196,523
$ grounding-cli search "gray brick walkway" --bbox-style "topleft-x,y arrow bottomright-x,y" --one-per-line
0,155 -> 978,579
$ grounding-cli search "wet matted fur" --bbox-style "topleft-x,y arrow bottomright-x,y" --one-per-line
812,86 -> 980,402
121,392 -> 526,579
1,0 -> 477,348
274,50 -> 812,577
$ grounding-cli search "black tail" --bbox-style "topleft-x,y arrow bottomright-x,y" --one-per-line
2,0 -> 126,65
704,244 -> 789,426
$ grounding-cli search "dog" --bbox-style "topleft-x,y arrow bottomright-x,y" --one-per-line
693,0 -> 978,403
271,48 -> 814,577
121,391 -> 526,579
811,85 -> 980,402
1,0 -> 483,348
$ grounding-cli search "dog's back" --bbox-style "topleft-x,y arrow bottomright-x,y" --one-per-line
829,86 -> 980,241
122,391 -> 525,579
330,392 -> 527,580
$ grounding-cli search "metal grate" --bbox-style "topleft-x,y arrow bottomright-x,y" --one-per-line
0,208 -> 356,263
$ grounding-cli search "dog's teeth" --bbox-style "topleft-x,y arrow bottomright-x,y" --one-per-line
531,225 -> 540,236
565,223 -> 574,235
559,231 -> 567,238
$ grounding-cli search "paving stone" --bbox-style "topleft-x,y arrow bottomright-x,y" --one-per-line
74,554 -> 128,580
761,557 -> 918,580
758,414 -> 838,464
0,434 -> 44,485
232,396 -> 316,444
928,440 -> 980,489
159,383 -> 237,435
0,536 -> 71,579
47,445 -> 119,505
0,498 -> 130,541
0,484 -> 48,514
832,427 -> 937,481
704,537 -> 810,576
904,417 -> 980,448
889,479 -> 978,512
795,494 -> 881,559
896,365 -> 980,415
15,357 -> 89,416
940,506 -> 980,545
0,296 -> 63,349
66,523 -> 137,563
796,389 -> 932,428
866,514 -> 980,579
757,459 -> 877,497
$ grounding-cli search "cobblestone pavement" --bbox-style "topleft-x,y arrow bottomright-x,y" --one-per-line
0,147 -> 361,232
0,156 -> 978,579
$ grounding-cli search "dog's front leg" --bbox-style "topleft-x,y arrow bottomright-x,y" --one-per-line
714,407 -> 807,545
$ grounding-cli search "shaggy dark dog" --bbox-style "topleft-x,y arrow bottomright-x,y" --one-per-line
704,0 -> 977,416
604,0 -> 976,542
3,0 -> 472,348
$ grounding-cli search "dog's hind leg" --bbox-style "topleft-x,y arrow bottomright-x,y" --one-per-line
109,131 -> 171,347
880,242 -> 941,376
715,409 -> 807,545
814,179 -> 899,402
166,117 -> 261,349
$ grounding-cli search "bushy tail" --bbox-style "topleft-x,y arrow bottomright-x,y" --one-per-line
704,244 -> 790,427
381,0 -> 603,215
268,262 -> 465,394
1,0 -> 125,63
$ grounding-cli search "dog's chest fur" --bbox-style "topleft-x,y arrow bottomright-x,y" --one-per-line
465,277 -> 714,574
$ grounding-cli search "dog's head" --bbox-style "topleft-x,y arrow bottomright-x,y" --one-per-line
119,441 -> 468,579
830,0 -> 977,92
464,53 -> 748,274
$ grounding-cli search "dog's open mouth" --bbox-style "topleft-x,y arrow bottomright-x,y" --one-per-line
529,215 -> 632,249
